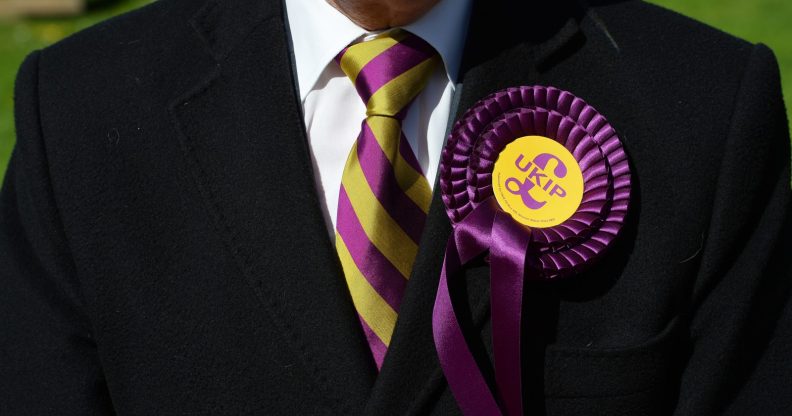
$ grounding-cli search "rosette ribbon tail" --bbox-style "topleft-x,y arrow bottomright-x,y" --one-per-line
490,210 -> 534,416
433,198 -> 533,416
433,199 -> 500,415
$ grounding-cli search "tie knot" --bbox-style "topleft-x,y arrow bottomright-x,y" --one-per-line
336,29 -> 439,120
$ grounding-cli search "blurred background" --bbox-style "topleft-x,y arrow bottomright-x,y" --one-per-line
0,0 -> 790,183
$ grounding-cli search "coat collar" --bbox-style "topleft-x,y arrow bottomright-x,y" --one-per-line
187,0 -> 281,61
171,0 -> 586,414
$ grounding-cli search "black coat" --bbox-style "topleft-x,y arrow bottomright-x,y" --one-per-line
2,0 -> 790,414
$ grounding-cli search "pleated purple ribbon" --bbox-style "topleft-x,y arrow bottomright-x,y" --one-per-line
432,86 -> 632,416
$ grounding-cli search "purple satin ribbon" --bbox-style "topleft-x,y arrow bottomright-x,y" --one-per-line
433,86 -> 632,415
433,199 -> 501,415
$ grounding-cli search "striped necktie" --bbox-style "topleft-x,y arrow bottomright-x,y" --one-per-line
334,29 -> 438,369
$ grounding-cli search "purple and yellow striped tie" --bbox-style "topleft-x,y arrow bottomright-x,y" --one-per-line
334,30 -> 439,369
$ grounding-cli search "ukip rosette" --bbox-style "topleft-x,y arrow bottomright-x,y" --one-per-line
432,86 -> 632,416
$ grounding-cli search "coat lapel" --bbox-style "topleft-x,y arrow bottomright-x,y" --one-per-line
168,1 -> 375,413
364,1 -> 587,414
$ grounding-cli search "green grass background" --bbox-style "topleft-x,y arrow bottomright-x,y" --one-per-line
0,0 -> 790,183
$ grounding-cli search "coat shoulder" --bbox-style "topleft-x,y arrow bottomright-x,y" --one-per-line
22,0 -> 218,149
41,0 -> 203,70
590,0 -> 757,66
29,0 -> 211,116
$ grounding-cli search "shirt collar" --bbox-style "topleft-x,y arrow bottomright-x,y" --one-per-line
285,0 -> 472,101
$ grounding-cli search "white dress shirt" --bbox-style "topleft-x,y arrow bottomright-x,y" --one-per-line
284,0 -> 472,237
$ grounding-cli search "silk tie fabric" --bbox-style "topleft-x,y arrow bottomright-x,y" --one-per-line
334,29 -> 439,369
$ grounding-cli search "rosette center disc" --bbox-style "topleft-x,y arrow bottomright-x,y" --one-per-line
493,136 -> 584,228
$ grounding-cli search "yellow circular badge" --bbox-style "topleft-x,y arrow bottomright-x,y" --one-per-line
492,136 -> 584,228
